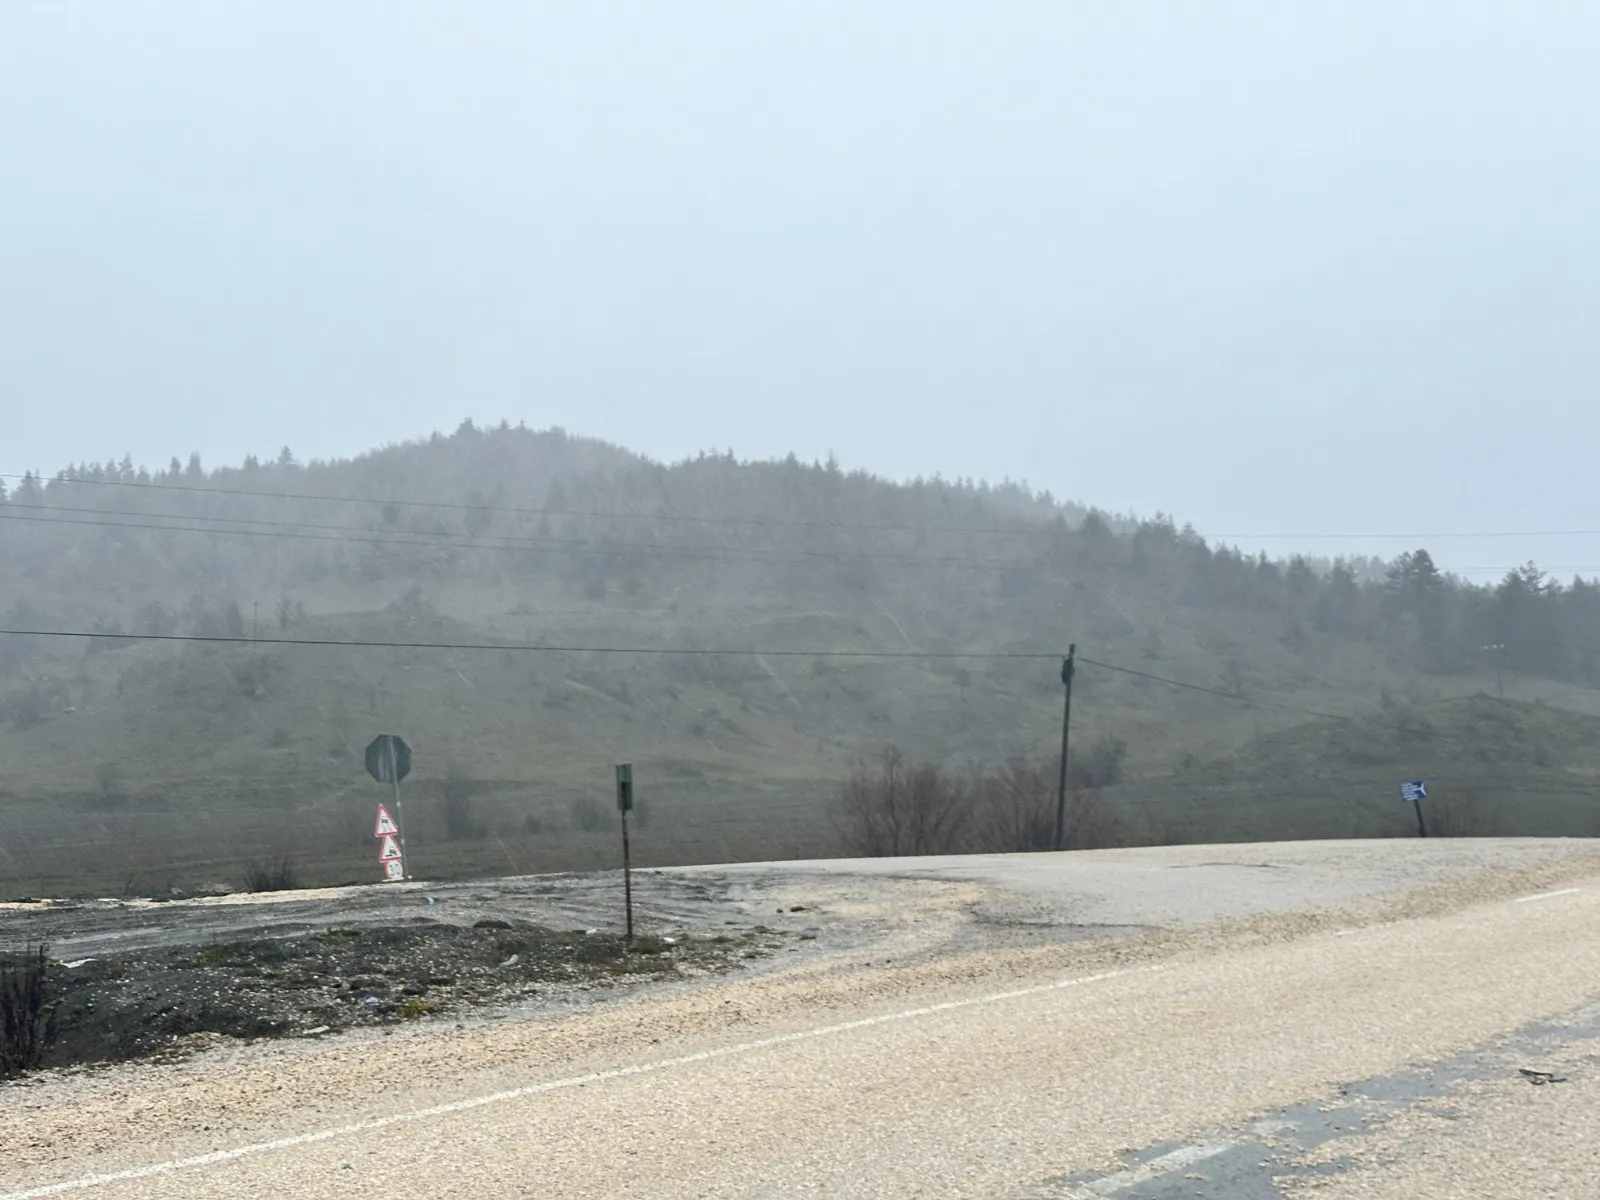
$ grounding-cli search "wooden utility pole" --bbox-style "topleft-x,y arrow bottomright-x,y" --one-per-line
1052,645 -> 1076,853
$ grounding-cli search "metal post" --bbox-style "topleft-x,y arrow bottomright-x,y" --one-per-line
1052,644 -> 1076,853
616,763 -> 635,941
621,808 -> 634,941
387,738 -> 408,878
1413,794 -> 1429,838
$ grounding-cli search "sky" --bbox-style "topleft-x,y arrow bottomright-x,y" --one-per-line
3,1 -> 1598,583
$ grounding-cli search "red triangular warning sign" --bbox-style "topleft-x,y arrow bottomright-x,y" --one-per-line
374,805 -> 399,837
378,834 -> 402,862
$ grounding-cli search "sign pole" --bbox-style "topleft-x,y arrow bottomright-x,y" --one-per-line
622,807 -> 633,941
366,734 -> 413,883
616,763 -> 634,942
387,738 -> 408,877
1413,793 -> 1429,839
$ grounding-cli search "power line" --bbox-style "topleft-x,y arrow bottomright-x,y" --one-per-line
0,627 -> 1059,660
1076,656 -> 1352,722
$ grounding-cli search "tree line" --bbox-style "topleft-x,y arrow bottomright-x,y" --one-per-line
3,422 -> 1598,696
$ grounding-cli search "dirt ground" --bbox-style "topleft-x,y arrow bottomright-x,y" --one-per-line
0,871 -> 806,1074
23,922 -> 785,1072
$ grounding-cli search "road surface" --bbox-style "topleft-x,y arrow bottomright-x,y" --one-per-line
5,839 -> 1600,1198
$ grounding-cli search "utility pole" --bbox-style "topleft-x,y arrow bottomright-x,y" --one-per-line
1052,644 -> 1076,853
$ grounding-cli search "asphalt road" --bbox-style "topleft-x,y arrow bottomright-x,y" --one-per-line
6,839 -> 1600,1199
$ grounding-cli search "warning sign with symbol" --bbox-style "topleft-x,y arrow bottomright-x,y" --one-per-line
383,857 -> 405,882
378,834 -> 402,862
374,805 -> 399,837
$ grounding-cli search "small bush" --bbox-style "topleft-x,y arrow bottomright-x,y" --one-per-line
1,682 -> 61,731
1,945 -> 54,1077
1427,789 -> 1494,838
441,763 -> 482,841
244,857 -> 299,892
568,797 -> 608,833
80,761 -> 129,812
834,747 -> 970,857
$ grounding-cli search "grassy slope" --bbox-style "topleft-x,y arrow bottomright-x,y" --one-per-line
5,582 -> 1595,897
1109,695 -> 1600,845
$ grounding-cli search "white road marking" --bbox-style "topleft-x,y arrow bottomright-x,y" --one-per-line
1513,887 -> 1582,904
0,963 -> 1165,1200
1035,1141 -> 1234,1197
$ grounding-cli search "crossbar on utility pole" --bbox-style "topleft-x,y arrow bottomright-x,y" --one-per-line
1052,644 -> 1076,853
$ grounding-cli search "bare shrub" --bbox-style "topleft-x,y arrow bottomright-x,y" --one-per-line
973,762 -> 1055,852
1427,788 -> 1493,838
1071,734 -> 1128,789
568,796 -> 609,833
973,763 -> 1115,852
90,762 -> 127,810
1,945 -> 54,1077
244,858 -> 298,892
441,763 -> 482,841
835,747 -> 969,857
0,681 -> 63,731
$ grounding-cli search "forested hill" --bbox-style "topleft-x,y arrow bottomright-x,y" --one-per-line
2,420 -> 1596,689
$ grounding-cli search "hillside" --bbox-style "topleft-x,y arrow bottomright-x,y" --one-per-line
2,423 -> 1599,895
1113,695 -> 1600,845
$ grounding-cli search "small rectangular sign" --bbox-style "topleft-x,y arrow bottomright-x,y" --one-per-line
1400,780 -> 1427,804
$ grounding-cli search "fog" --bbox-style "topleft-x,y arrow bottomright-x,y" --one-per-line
4,1 -> 1599,579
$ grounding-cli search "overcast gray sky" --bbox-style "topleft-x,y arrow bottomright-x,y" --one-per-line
3,2 -> 1597,581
